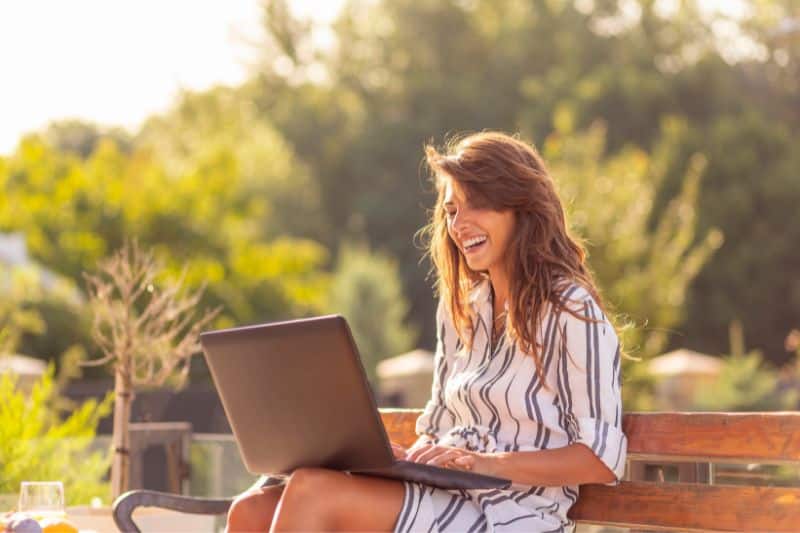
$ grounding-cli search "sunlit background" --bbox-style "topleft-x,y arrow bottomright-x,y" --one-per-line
0,0 -> 757,154
0,0 -> 346,153
1,0 -> 799,523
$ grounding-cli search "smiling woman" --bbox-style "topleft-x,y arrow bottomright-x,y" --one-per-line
424,132 -> 608,375
225,131 -> 626,533
392,131 -> 627,532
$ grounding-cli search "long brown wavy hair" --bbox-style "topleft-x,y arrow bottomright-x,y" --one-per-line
422,131 -> 609,381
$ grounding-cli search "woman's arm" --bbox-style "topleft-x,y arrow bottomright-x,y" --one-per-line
407,289 -> 627,487
406,442 -> 616,486
413,299 -> 457,443
485,443 -> 618,485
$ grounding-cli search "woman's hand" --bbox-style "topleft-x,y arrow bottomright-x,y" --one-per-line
390,442 -> 407,460
404,443 -> 486,474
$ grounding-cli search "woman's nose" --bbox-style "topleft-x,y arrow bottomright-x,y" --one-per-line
451,210 -> 471,237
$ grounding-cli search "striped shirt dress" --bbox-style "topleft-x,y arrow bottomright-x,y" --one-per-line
394,279 -> 627,533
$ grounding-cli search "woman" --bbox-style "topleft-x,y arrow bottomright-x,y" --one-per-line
227,131 -> 627,532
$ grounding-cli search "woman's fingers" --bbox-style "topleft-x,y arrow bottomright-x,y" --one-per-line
407,444 -> 459,465
404,444 -> 478,472
404,443 -> 434,462
425,449 -> 465,467
407,444 -> 449,464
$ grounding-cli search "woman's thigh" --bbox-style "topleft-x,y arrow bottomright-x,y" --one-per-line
279,467 -> 406,531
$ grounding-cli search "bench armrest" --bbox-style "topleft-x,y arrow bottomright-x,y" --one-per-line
112,491 -> 233,532
112,476 -> 283,532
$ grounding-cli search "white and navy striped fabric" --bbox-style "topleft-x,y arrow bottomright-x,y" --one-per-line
394,279 -> 627,533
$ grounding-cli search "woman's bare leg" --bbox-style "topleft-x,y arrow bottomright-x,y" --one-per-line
271,467 -> 405,532
227,484 -> 285,532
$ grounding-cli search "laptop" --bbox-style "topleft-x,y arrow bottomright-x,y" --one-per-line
200,314 -> 512,490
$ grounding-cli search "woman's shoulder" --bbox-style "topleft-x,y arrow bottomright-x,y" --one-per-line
552,278 -> 593,307
551,278 -> 609,323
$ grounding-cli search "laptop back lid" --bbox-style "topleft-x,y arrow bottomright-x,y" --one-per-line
201,315 -> 395,475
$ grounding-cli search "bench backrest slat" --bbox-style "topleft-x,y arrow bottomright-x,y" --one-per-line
379,409 -> 800,532
624,412 -> 800,463
381,409 -> 800,462
380,410 -> 419,447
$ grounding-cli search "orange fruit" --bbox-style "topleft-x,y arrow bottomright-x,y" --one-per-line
38,518 -> 78,533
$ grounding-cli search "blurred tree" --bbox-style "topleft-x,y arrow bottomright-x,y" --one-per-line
0,260 -> 95,384
44,119 -> 133,159
787,329 -> 800,359
327,243 -> 416,384
136,87 -> 325,241
546,119 -> 722,409
0,127 -> 330,366
690,321 -> 796,411
0,264 -> 46,356
780,328 -> 800,407
655,112 -> 800,363
0,367 -> 112,505
4,0 -> 799,409
248,0 -> 799,364
82,242 -> 218,498
548,118 -> 723,356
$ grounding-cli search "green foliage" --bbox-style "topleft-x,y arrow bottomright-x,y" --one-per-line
787,329 -> 800,359
136,87 -> 324,241
690,351 -> 792,411
545,120 -> 722,409
0,259 -> 90,370
659,112 -> 800,362
327,243 -> 417,383
0,261 -> 91,400
690,323 -> 796,411
3,0 -> 799,414
0,367 -> 113,505
0,264 -> 47,356
43,119 -> 133,159
548,119 -> 722,357
249,0 -> 799,367
0,107 -> 331,364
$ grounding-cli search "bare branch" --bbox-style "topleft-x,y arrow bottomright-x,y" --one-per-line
79,352 -> 116,367
85,241 -> 221,393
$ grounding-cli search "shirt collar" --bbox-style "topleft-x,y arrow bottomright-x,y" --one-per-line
469,278 -> 510,318
468,278 -> 491,305
469,279 -> 512,348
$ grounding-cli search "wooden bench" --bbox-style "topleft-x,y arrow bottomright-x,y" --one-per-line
113,409 -> 800,532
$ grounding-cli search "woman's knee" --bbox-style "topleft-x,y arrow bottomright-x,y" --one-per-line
280,467 -> 355,518
280,468 -> 404,530
283,467 -> 344,502
227,486 -> 283,532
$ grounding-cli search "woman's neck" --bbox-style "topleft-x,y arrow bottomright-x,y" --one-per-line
488,268 -> 509,312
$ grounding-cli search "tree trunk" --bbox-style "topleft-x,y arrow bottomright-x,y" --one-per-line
111,364 -> 133,499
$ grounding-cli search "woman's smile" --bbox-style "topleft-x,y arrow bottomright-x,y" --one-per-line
462,235 -> 488,254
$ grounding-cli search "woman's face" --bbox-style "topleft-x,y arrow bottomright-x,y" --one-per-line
442,176 -> 515,276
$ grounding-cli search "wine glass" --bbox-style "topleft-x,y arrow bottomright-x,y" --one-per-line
17,481 -> 65,520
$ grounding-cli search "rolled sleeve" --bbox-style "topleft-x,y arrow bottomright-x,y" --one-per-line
415,299 -> 456,443
557,288 -> 627,484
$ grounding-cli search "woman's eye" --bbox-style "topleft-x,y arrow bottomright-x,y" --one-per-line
445,210 -> 456,218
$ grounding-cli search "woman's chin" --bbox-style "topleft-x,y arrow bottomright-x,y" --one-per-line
464,255 -> 489,272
